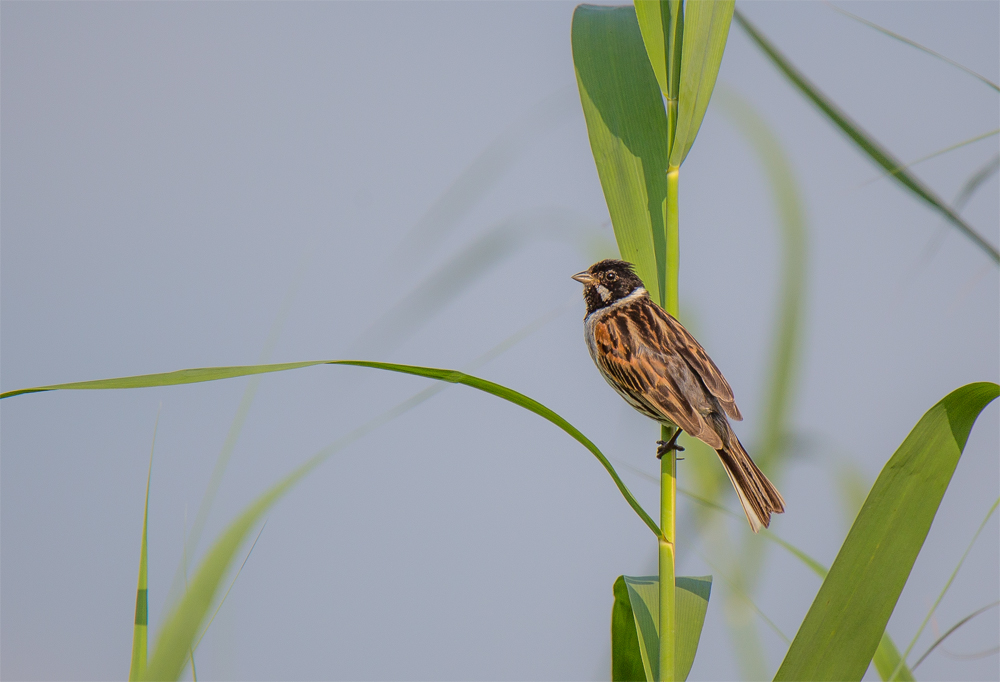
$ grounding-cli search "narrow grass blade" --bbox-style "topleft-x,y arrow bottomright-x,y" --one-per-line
825,2 -> 1000,92
954,154 -> 1000,210
893,496 -> 1000,679
734,10 -> 999,264
0,359 -> 658,536
774,382 -> 999,681
129,412 -> 158,681
669,0 -> 734,167
912,601 -> 1000,671
861,129 -> 1000,187
572,4 -> 670,304
618,575 -> 712,682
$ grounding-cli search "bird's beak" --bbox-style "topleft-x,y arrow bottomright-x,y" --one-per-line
572,271 -> 595,285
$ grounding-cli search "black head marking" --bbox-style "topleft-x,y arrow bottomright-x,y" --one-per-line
573,259 -> 647,315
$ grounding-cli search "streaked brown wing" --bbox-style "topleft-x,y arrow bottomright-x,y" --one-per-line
646,304 -> 742,421
591,308 -> 724,449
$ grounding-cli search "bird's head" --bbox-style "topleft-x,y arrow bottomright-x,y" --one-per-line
572,259 -> 646,315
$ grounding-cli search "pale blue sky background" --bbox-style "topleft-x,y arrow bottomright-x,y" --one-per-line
2,2 -> 998,680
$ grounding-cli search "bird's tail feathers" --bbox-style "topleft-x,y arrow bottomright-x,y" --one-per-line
716,436 -> 785,533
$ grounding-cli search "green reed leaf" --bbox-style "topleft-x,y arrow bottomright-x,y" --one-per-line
669,0 -> 734,167
774,382 -> 999,681
612,575 -> 712,682
734,10 -> 999,264
572,3 -> 669,305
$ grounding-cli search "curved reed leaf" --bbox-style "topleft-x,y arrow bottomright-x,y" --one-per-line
670,0 -> 734,167
734,10 -> 999,264
774,382 -> 999,681
0,360 -> 659,537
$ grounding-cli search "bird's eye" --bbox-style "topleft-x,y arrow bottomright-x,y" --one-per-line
606,271 -> 617,282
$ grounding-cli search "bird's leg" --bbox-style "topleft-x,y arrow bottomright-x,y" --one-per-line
656,429 -> 685,459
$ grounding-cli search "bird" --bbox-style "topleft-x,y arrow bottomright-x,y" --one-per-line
572,258 -> 784,532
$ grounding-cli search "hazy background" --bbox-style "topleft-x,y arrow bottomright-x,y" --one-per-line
2,2 -> 997,680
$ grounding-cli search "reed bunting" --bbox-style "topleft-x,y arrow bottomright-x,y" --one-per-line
573,259 -> 784,532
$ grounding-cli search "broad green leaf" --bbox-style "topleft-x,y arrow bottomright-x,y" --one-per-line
669,0 -> 734,167
774,382 -> 999,681
572,4 -> 670,305
129,416 -> 157,681
734,10 -> 999,264
616,575 -> 712,681
0,360 -> 659,537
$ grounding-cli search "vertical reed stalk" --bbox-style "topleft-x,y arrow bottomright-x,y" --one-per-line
658,162 -> 681,682
658,424 -> 678,682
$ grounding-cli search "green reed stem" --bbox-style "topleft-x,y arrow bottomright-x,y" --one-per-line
659,424 -> 678,682
659,160 -> 680,682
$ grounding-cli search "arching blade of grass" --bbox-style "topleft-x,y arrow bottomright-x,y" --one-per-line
129,412 -> 159,681
669,0 -> 734,167
612,575 -> 712,682
572,3 -> 669,305
734,10 -> 1000,264
774,382 -> 999,682
0,360 -> 658,537
825,2 -> 1000,92
954,154 -> 1000,210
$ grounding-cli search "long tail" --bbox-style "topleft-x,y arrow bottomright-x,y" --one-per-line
716,435 -> 785,533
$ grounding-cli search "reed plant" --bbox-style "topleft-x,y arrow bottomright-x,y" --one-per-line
2,2 -> 997,680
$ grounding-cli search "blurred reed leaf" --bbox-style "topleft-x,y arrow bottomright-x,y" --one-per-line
612,575 -> 712,681
572,4 -> 669,305
775,382 -> 999,681
714,86 -> 807,472
825,2 -> 1000,92
129,413 -> 158,681
353,208 -> 603,359
0,359 -> 659,537
395,86 -> 578,266
734,10 -> 1000,264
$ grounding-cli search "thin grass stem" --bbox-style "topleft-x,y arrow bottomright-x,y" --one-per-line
890,497 -> 1000,680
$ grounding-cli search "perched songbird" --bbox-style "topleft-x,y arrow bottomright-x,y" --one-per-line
573,259 -> 785,532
